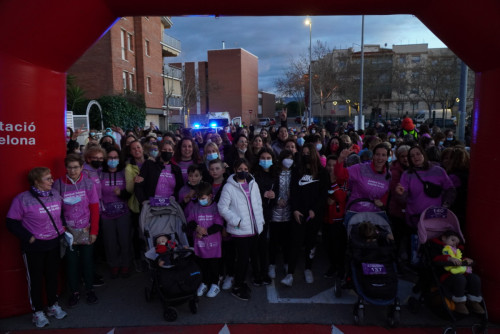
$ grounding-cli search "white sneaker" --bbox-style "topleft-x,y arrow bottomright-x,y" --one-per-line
32,311 -> 49,328
46,302 -> 67,319
281,274 -> 293,287
206,284 -> 221,298
268,264 -> 276,279
304,269 -> 314,283
197,283 -> 208,297
222,276 -> 234,290
283,264 -> 289,275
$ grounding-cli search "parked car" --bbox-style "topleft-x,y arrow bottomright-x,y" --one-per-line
258,118 -> 271,126
269,118 -> 276,126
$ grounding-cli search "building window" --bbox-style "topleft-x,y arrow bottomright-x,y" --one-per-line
122,71 -> 127,90
128,73 -> 134,91
146,76 -> 152,93
145,40 -> 150,57
120,30 -> 127,60
127,33 -> 134,52
412,55 -> 421,63
398,56 -> 405,64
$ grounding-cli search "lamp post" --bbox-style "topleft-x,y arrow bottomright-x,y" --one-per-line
346,99 -> 351,118
305,16 -> 312,127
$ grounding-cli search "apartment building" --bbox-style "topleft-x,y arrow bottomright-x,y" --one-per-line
69,16 -> 181,130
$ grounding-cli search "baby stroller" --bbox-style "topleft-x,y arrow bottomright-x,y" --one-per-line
345,210 -> 400,327
140,198 -> 202,322
408,206 -> 488,334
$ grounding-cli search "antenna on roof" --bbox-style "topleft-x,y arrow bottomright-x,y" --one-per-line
222,41 -> 225,49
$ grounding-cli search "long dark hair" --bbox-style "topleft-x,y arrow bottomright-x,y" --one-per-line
408,145 -> 430,172
372,143 -> 391,180
252,147 -> 276,177
102,147 -> 126,172
174,137 -> 202,163
300,142 -> 320,179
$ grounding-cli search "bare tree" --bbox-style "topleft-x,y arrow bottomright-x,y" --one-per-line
274,54 -> 308,117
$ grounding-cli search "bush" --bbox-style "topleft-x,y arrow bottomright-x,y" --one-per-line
92,93 -> 146,130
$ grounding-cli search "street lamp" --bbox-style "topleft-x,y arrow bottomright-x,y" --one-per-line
305,16 -> 312,127
346,99 -> 351,118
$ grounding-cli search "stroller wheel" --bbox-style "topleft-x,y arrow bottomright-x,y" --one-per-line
334,278 -> 342,298
144,287 -> 152,302
189,299 -> 198,314
472,323 -> 488,334
353,304 -> 364,326
163,307 -> 178,322
443,326 -> 456,334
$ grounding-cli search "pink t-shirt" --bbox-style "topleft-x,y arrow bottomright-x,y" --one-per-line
154,165 -> 176,199
177,160 -> 193,183
186,202 -> 223,258
7,191 -> 64,240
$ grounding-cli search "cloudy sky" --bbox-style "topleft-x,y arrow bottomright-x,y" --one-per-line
166,15 -> 446,94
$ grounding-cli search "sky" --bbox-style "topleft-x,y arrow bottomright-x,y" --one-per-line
166,15 -> 447,94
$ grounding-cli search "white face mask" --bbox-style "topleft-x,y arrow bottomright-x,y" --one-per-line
64,196 -> 81,205
282,158 -> 294,169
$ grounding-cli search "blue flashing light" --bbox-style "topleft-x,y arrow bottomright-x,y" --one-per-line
193,123 -> 200,129
210,122 -> 217,128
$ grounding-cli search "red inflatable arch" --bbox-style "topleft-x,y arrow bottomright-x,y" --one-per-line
1,0 -> 499,320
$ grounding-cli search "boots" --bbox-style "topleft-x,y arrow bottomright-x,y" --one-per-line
467,301 -> 485,314
454,301 -> 469,315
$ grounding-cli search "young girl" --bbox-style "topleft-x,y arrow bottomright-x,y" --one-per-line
218,158 -> 264,300
178,164 -> 203,209
185,182 -> 223,298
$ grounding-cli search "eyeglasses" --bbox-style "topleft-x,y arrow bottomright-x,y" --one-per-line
41,177 -> 54,182
66,166 -> 81,170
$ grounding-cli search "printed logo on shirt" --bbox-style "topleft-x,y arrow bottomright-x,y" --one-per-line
298,174 -> 319,186
38,204 -> 60,215
367,180 -> 386,189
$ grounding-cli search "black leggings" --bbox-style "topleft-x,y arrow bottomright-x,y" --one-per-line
197,257 -> 220,286
268,220 -> 291,265
444,273 -> 482,299
287,217 -> 320,274
24,247 -> 61,312
233,235 -> 257,287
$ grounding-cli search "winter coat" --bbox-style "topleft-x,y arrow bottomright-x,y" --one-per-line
217,174 -> 264,237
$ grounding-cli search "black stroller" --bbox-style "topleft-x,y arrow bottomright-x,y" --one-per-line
345,211 -> 401,327
140,198 -> 202,322
408,206 -> 488,334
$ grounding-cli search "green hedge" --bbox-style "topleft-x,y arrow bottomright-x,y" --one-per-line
90,94 -> 146,130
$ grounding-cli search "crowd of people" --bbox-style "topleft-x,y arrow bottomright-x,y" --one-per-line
7,112 -> 478,328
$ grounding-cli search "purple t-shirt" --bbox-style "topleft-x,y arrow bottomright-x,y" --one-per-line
82,163 -> 102,199
347,163 -> 390,212
178,184 -> 197,204
99,170 -> 129,219
53,175 -> 99,229
7,191 -> 64,240
154,165 -> 175,199
177,160 -> 193,183
186,202 -> 223,258
400,165 -> 454,219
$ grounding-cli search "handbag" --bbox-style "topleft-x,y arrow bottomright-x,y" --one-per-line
33,194 -> 68,257
66,225 -> 91,245
414,171 -> 442,198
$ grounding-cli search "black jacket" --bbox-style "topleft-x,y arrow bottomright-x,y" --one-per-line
135,159 -> 184,204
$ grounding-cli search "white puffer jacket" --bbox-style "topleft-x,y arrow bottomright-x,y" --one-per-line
217,174 -> 264,236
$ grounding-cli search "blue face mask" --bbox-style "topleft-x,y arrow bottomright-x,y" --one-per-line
150,150 -> 159,158
316,143 -> 323,151
389,138 -> 396,143
297,137 -> 305,146
199,198 -> 209,206
107,159 -> 119,168
446,137 -> 454,141
259,159 -> 273,169
387,156 -> 392,163
439,141 -> 444,146
207,153 -> 219,161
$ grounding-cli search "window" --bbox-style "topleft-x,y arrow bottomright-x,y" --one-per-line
120,30 -> 127,60
398,56 -> 406,64
127,33 -> 134,52
128,73 -> 134,91
411,55 -> 421,63
146,76 -> 152,93
122,71 -> 127,90
145,40 -> 150,57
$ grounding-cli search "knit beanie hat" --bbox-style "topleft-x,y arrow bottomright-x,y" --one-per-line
402,117 -> 414,131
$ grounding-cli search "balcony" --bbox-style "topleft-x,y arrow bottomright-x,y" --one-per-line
164,95 -> 182,108
162,33 -> 181,57
163,65 -> 182,79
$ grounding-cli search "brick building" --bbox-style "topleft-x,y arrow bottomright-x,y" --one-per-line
69,16 -> 181,129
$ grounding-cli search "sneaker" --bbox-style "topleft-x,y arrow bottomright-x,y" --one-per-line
121,267 -> 130,278
92,276 -> 105,288
454,301 -> 469,315
86,290 -> 98,305
206,284 -> 220,298
304,269 -> 314,283
283,264 -> 289,275
110,267 -> 120,279
197,283 -> 208,297
252,278 -> 263,287
262,275 -> 272,285
222,276 -> 234,290
231,285 -> 250,301
281,274 -> 293,287
467,301 -> 485,314
67,292 -> 80,308
32,311 -> 49,328
268,264 -> 276,279
46,302 -> 67,320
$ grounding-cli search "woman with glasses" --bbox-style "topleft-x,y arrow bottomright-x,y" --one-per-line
53,153 -> 100,308
7,167 -> 67,328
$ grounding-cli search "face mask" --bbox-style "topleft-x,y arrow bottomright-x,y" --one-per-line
150,150 -> 159,158
439,141 -> 444,146
446,137 -> 453,141
282,158 -> 293,169
238,148 -> 247,154
107,159 -> 119,168
259,160 -> 273,169
311,129 -> 316,134
199,198 -> 209,206
161,151 -> 173,162
90,132 -> 96,137
302,155 -> 311,163
63,196 -> 81,205
331,144 -> 339,152
389,138 -> 396,143
90,160 -> 103,169
387,156 -> 392,163
316,143 -> 322,151
297,137 -> 305,146
105,131 -> 113,137
236,171 -> 248,180
207,153 -> 218,161
328,190 -> 334,195
66,131 -> 71,137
